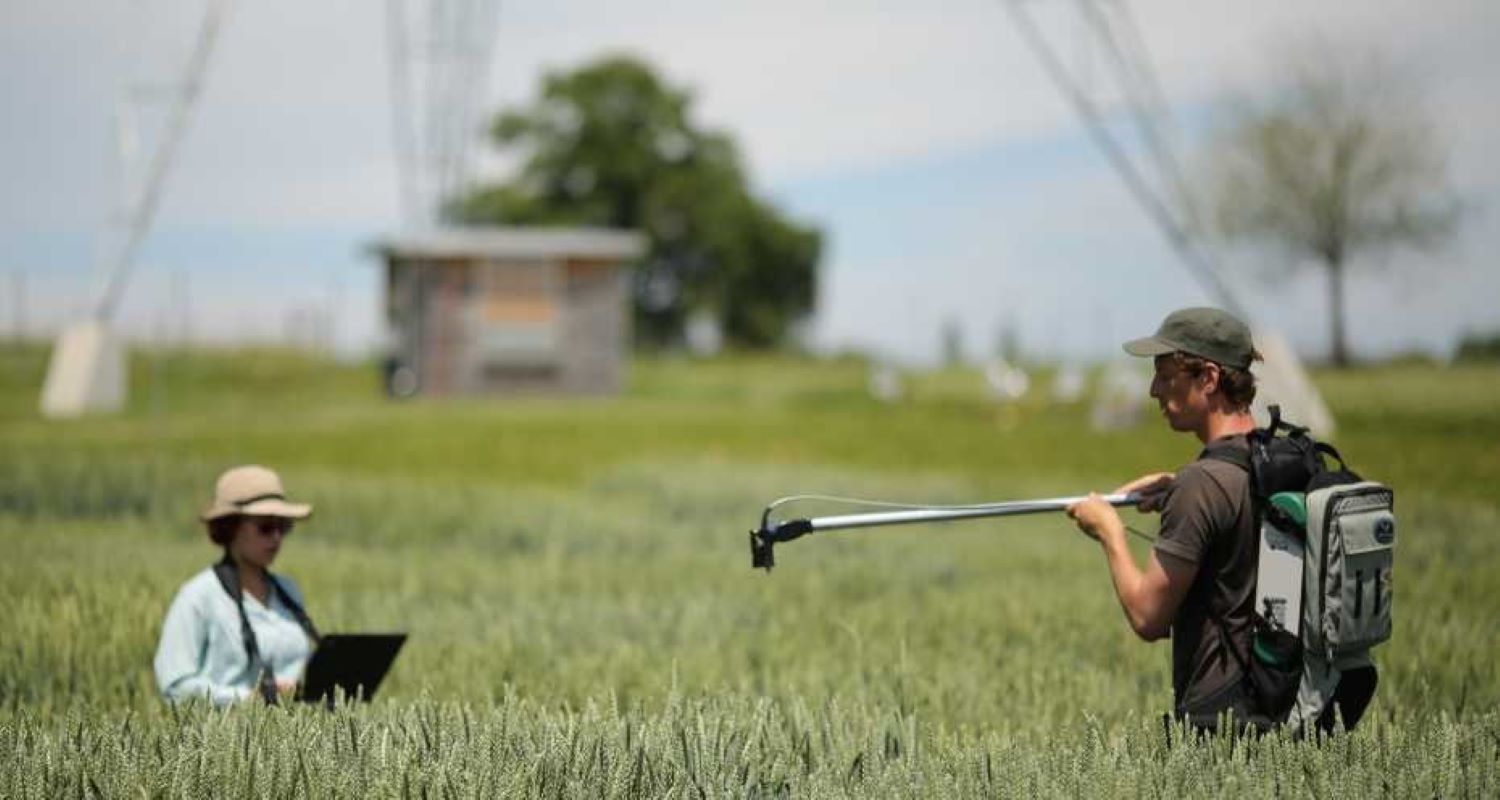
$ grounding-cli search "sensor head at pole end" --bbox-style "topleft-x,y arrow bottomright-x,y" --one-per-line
750,529 -> 775,571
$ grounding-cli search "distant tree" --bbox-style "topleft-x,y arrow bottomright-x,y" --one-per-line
455,55 -> 822,348
993,321 -> 1021,364
1454,330 -> 1500,363
1207,46 -> 1459,366
941,318 -> 965,366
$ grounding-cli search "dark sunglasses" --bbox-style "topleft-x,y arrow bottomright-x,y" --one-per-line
250,518 -> 294,536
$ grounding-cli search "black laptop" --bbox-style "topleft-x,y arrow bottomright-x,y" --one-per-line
297,634 -> 407,704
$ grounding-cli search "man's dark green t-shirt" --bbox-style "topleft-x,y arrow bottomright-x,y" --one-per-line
1152,434 -> 1257,710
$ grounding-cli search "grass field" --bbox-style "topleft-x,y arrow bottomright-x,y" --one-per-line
2,343 -> 1497,797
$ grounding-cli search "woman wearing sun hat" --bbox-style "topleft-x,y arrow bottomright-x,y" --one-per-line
153,465 -> 320,705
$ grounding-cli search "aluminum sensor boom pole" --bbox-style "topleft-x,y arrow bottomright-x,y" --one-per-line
751,493 -> 1140,570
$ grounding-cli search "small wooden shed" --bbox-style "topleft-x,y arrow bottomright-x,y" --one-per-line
373,227 -> 646,396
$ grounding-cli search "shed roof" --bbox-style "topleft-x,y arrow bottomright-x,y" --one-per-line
372,226 -> 647,262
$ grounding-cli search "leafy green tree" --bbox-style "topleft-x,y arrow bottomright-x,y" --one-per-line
456,55 -> 822,348
1207,46 -> 1459,366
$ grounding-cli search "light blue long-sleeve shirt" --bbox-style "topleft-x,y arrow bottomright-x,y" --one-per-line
153,567 -> 314,705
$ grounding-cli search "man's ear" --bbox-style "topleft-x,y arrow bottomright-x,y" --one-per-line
1198,362 -> 1223,395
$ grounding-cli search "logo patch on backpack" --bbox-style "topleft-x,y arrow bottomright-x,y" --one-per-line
1374,517 -> 1395,544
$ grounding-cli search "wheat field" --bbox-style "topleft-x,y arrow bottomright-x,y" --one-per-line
2,345 -> 1497,797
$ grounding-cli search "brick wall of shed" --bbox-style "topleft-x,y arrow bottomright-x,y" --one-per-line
559,259 -> 628,393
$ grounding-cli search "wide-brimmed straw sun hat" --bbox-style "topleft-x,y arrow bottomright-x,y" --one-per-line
200,465 -> 313,521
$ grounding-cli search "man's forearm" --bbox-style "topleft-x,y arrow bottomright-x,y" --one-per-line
1099,530 -> 1169,641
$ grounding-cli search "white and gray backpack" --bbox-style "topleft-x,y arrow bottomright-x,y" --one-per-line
1208,406 -> 1394,733
1289,479 -> 1394,729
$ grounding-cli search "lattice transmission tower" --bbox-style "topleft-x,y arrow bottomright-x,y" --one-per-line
1003,0 -> 1334,433
385,0 -> 503,227
40,0 -> 233,417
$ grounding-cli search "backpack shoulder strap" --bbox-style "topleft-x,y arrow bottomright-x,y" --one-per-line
212,557 -> 279,704
1201,443 -> 1252,473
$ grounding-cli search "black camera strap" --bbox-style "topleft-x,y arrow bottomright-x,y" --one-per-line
212,556 -> 321,704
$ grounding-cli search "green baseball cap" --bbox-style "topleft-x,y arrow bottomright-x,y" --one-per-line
1123,307 -> 1255,369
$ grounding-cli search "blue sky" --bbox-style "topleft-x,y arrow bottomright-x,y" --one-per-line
3,0 -> 1497,364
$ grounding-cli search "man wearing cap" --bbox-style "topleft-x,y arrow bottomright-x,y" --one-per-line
154,465 -> 320,705
1066,307 -> 1268,732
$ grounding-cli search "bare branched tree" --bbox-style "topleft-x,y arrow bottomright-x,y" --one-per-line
1209,46 -> 1459,366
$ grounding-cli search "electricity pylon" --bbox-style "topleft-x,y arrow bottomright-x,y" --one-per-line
1003,0 -> 1335,433
40,0 -> 233,417
385,0 -> 502,226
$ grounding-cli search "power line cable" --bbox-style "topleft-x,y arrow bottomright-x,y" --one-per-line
1002,0 -> 1247,320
